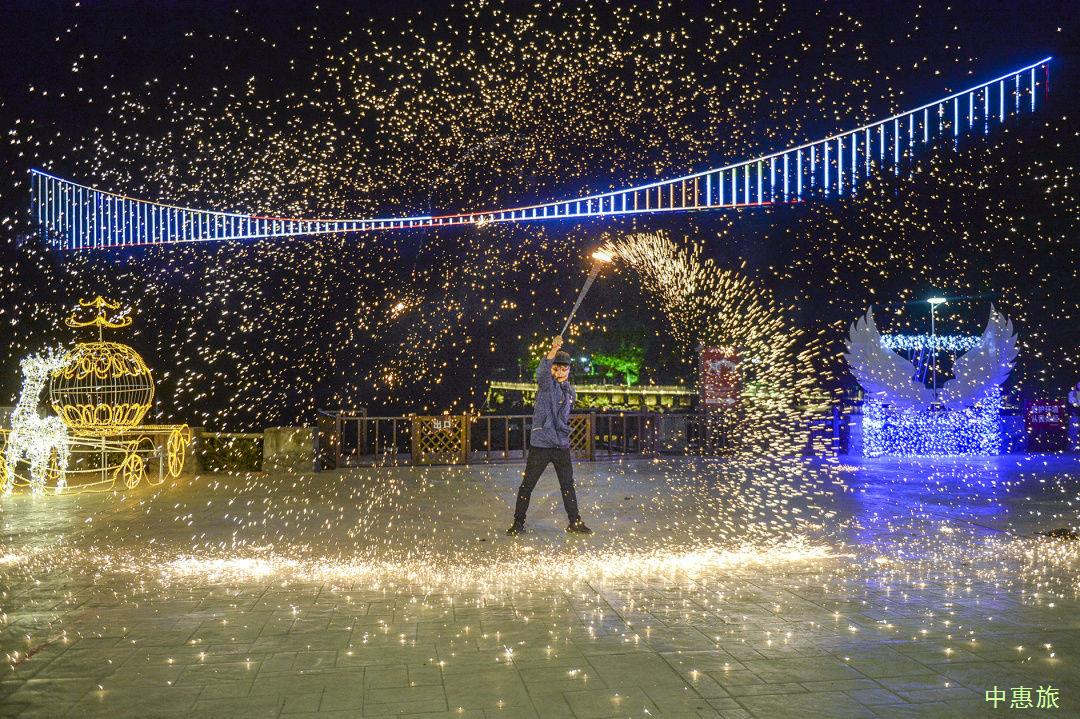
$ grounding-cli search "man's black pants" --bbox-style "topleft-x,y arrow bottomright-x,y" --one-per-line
513,444 -> 580,524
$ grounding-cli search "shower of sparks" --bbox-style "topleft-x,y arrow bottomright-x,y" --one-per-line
1,1 -> 1074,427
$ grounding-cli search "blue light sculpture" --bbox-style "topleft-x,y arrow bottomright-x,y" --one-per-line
845,306 -> 1018,457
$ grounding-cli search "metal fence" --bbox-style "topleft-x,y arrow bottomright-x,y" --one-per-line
314,408 -> 845,469
316,411 -> 661,469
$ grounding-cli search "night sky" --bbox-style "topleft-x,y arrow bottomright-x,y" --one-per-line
0,0 -> 1077,430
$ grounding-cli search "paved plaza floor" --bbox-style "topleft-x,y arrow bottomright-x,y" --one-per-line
1,452 -> 1079,718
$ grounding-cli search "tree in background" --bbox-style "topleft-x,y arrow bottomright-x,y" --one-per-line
591,340 -> 645,385
517,323 -> 661,386
521,333 -> 549,378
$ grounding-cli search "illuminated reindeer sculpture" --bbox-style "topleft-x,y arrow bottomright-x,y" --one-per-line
2,350 -> 70,495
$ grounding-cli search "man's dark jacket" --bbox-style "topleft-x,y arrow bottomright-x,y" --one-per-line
529,357 -> 576,449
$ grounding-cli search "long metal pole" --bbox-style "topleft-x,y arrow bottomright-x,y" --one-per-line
560,264 -> 601,337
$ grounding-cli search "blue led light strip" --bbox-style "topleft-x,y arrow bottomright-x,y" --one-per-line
31,57 -> 1050,250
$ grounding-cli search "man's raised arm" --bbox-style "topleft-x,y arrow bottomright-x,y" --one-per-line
535,335 -> 563,388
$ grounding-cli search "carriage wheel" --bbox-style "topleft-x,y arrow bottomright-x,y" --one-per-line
167,427 -> 190,478
47,448 -> 65,487
119,451 -> 144,489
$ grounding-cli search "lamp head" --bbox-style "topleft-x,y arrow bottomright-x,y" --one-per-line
927,297 -> 947,306
591,249 -> 615,264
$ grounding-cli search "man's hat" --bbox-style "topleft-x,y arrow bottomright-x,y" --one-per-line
553,351 -> 572,366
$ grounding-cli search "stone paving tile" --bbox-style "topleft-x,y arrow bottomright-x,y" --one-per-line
0,678 -> 28,702
741,655 -> 863,683
797,677 -> 882,693
316,682 -> 366,712
260,651 -> 302,672
518,664 -> 602,694
281,692 -> 324,714
831,648 -> 935,679
708,704 -> 753,719
705,667 -> 762,687
929,659 -> 1030,690
443,669 -> 533,711
873,674 -> 978,704
63,685 -> 204,718
735,690 -> 879,718
197,679 -> 256,699
68,636 -> 125,651
32,647 -> 134,680
563,687 -> 660,718
644,686 -> 719,715
725,681 -> 808,698
680,672 -> 729,699
846,686 -> 906,707
2,676 -> 99,713
252,669 -> 357,697
189,692 -> 288,719
291,650 -> 337,672
362,665 -> 408,688
177,659 -> 262,686
585,651 -> 690,689
868,702 -> 1022,718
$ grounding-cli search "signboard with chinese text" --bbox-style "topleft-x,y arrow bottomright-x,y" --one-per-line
700,347 -> 739,408
1025,400 -> 1067,431
1025,399 -> 1068,452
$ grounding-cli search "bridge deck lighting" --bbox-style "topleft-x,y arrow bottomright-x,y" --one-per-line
29,57 -> 1051,250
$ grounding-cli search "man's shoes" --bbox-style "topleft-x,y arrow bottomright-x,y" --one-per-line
506,523 -> 526,536
567,520 -> 593,534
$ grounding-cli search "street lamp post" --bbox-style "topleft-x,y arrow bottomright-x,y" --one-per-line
928,297 -> 947,401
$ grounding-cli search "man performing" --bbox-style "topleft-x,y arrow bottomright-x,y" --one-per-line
507,335 -> 592,535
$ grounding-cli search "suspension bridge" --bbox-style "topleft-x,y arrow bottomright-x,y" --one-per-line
31,57 -> 1051,251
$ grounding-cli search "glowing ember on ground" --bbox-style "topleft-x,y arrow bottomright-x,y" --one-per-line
154,540 -> 838,588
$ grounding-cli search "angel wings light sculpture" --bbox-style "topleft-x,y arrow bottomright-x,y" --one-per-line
844,305 -> 1018,457
845,305 -> 1018,410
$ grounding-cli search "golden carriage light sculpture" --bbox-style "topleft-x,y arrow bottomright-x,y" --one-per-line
1,297 -> 191,495
50,340 -> 154,434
